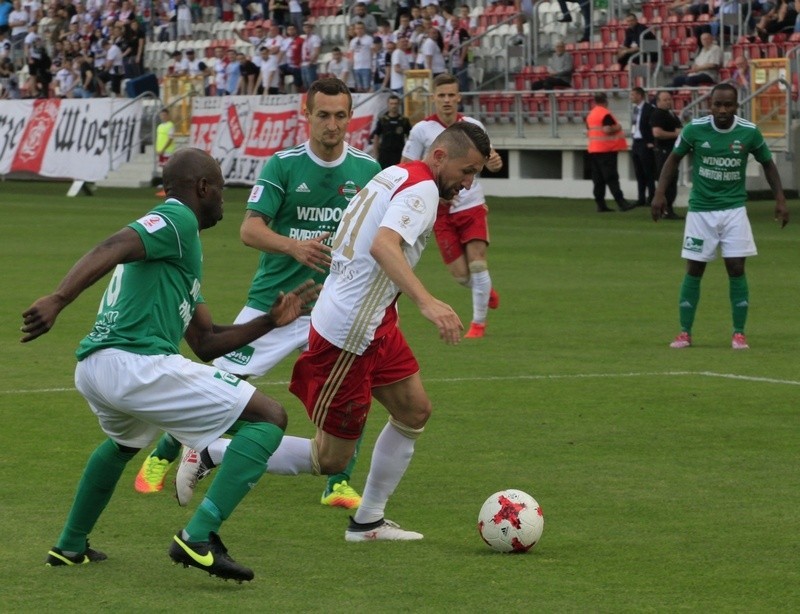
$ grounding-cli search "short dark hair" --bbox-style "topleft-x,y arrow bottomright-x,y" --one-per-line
388,94 -> 400,101
307,77 -> 353,112
433,73 -> 458,89
594,92 -> 608,104
432,122 -> 491,160
631,86 -> 645,97
711,82 -> 738,99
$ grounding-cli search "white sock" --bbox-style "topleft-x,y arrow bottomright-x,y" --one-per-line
206,438 -> 230,466
470,270 -> 491,324
264,436 -> 313,475
206,435 -> 313,475
353,422 -> 416,524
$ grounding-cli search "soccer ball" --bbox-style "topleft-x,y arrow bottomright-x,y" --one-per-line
477,489 -> 544,553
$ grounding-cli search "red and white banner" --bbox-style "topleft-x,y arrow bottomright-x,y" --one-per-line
190,93 -> 385,185
0,98 -> 143,181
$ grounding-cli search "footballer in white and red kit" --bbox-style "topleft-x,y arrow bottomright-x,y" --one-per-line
401,73 -> 503,339
289,121 -> 491,542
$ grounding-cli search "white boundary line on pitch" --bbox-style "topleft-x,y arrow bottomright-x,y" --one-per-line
4,370 -> 800,395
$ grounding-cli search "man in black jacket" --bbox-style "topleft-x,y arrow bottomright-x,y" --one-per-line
630,86 -> 655,208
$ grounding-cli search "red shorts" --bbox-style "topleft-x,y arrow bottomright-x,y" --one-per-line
433,204 -> 490,265
289,324 -> 419,440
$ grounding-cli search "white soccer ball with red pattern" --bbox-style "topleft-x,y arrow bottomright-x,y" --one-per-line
477,489 -> 544,553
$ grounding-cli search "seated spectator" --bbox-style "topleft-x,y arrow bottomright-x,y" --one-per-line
530,39 -> 573,90
178,47 -> 204,77
237,50 -> 259,94
166,49 -> 182,75
669,0 -> 712,17
671,32 -> 721,86
756,0 -> 797,41
72,50 -> 99,97
730,54 -> 750,90
616,13 -> 656,69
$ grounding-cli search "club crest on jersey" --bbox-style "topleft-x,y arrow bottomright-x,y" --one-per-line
729,140 -> 743,154
137,214 -> 166,234
338,181 -> 361,201
403,195 -> 426,213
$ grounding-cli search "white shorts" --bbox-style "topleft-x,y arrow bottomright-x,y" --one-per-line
75,349 -> 256,450
212,309 -> 310,377
176,18 -> 193,37
680,208 -> 757,262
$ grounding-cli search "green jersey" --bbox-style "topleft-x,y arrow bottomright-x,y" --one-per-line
244,141 -> 380,311
674,115 -> 772,212
76,199 -> 204,360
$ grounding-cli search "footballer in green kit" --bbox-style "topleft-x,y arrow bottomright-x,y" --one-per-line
137,78 -> 381,511
24,148 -> 320,582
652,83 -> 789,350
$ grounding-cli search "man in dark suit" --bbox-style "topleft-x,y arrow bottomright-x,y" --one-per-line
630,86 -> 656,208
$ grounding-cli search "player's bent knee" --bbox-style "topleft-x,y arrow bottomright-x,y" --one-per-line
389,415 -> 425,439
468,259 -> 488,274
242,392 -> 288,430
455,275 -> 470,286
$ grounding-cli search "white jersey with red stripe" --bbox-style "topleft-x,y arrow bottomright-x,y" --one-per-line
401,113 -> 488,214
311,161 -> 439,355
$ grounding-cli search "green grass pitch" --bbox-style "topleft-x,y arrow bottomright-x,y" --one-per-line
1,181 -> 798,611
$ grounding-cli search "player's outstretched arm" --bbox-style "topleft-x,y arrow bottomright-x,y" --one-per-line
20,228 -> 145,343
184,280 -> 321,362
761,159 -> 789,228
370,227 -> 463,344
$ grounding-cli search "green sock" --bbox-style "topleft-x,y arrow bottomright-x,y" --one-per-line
326,429 -> 365,492
56,439 -> 137,553
678,274 -> 702,334
150,432 -> 182,462
729,274 -> 749,333
184,422 -> 284,542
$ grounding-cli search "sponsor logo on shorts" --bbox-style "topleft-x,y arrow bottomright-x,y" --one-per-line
684,236 -> 704,252
214,371 -> 241,386
224,345 -> 254,366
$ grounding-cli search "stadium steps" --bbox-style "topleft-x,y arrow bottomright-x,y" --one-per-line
96,146 -> 157,189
